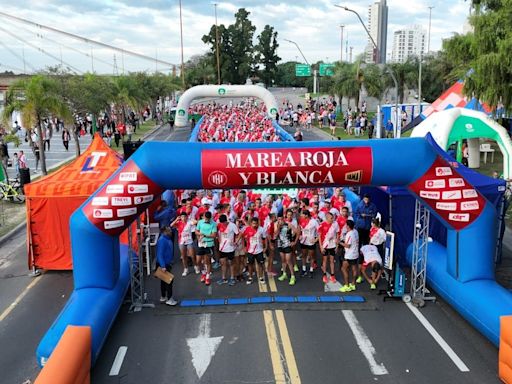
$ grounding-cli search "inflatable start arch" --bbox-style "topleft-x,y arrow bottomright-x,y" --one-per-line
37,137 -> 512,366
175,85 -> 279,127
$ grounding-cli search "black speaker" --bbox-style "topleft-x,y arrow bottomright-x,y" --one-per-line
20,168 -> 31,188
123,140 -> 145,160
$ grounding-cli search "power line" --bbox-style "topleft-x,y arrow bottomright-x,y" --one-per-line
0,25 -> 83,73
0,40 -> 37,72
0,11 -> 175,68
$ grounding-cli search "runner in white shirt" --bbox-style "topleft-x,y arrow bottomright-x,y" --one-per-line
360,244 -> 383,290
317,212 -> 340,283
216,214 -> 239,286
171,212 -> 198,276
339,220 -> 359,292
299,209 -> 319,277
237,217 -> 267,285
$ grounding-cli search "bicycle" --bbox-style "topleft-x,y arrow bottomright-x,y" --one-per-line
0,178 -> 25,203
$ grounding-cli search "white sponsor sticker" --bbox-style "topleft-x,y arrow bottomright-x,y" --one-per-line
449,213 -> 470,222
498,185 -> 506,192
134,194 -> 154,205
462,189 -> 478,198
104,219 -> 125,229
461,201 -> 480,211
106,184 -> 124,194
91,196 -> 109,206
127,184 -> 149,194
436,202 -> 457,211
449,178 -> 465,188
435,167 -> 453,176
442,190 -> 462,200
111,196 -> 132,206
419,190 -> 441,200
117,207 -> 138,217
93,209 -> 113,219
119,172 -> 137,182
425,179 -> 446,189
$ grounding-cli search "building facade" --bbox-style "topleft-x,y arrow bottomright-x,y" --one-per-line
391,25 -> 426,63
365,0 -> 388,64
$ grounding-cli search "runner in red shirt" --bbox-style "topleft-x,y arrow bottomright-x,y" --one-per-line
299,209 -> 319,277
171,212 -> 198,276
238,217 -> 267,285
317,212 -> 340,283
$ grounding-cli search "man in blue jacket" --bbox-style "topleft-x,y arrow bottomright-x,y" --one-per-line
154,200 -> 176,230
156,228 -> 177,306
354,194 -> 377,246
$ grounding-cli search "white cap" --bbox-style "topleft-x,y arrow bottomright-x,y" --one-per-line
201,197 -> 213,205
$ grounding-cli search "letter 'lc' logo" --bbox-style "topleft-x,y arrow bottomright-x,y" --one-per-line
81,152 -> 107,173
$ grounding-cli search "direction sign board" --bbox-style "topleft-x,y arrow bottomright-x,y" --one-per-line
295,64 -> 311,77
319,63 -> 335,76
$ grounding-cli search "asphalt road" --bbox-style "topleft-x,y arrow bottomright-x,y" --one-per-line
0,107 -> 504,384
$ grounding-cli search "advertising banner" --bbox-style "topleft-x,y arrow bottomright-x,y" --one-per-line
201,147 -> 373,189
384,231 -> 395,270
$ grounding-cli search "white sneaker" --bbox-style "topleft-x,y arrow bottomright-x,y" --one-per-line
194,266 -> 200,274
160,296 -> 167,303
165,298 -> 178,306
182,269 -> 189,277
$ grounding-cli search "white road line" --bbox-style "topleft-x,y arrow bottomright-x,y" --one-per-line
0,276 -> 42,322
342,310 -> 389,376
406,303 -> 470,372
109,346 -> 128,376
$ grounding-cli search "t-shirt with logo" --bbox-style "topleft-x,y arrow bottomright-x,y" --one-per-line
175,220 -> 194,245
242,226 -> 267,254
217,222 -> 239,253
277,223 -> 293,248
344,229 -> 359,260
318,221 -> 339,249
360,244 -> 382,264
370,227 -> 386,246
196,219 -> 217,248
299,218 -> 319,246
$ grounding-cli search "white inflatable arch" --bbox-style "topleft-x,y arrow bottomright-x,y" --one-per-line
175,85 -> 279,127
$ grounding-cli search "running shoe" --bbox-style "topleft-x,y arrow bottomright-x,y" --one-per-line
349,283 -> 356,291
356,276 -> 363,284
165,298 -> 178,306
182,269 -> 189,277
194,266 -> 200,274
212,261 -> 221,270
301,270 -> 308,277
205,277 -> 211,286
312,260 -> 318,269
289,275 -> 296,286
330,275 -> 337,283
370,283 -> 377,290
322,275 -> 328,284
246,278 -> 253,285
293,264 -> 299,272
228,278 -> 236,286
268,270 -> 278,277
278,273 -> 288,281
339,285 -> 351,293
217,278 -> 228,285
259,277 -> 266,284
200,274 -> 206,283
159,296 -> 167,303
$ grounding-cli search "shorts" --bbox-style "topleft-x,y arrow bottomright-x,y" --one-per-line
322,248 -> 336,257
197,246 -> 215,256
247,252 -> 265,264
343,257 -> 358,265
179,243 -> 193,251
235,247 -> 245,257
358,254 -> 364,264
279,246 -> 293,254
219,251 -> 235,261
301,243 -> 316,251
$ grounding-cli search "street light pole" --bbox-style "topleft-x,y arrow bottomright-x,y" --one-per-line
340,25 -> 344,62
283,38 -> 315,94
427,6 -> 434,53
179,0 -> 185,88
213,2 -> 221,85
335,4 -> 400,137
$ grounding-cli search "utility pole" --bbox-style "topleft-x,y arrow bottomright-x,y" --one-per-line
90,46 -> 94,72
22,46 -> 26,73
179,0 -> 185,87
349,47 -> 353,63
427,6 -> 434,53
214,2 -> 221,85
340,25 -> 344,62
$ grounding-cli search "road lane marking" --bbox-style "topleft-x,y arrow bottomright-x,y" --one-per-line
109,346 -> 128,376
275,310 -> 301,383
263,310 -> 286,383
0,276 -> 42,322
268,275 -> 277,292
406,302 -> 470,372
342,310 -> 389,375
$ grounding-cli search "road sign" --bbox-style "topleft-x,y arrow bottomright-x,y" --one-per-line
319,63 -> 335,76
295,64 -> 311,77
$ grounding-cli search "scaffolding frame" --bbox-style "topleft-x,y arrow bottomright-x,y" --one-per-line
128,217 -> 155,312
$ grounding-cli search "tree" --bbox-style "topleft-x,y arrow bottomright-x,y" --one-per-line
185,54 -> 216,86
361,64 -> 386,102
387,58 -> 418,103
331,61 -> 363,110
420,52 -> 456,103
2,75 -> 71,175
255,25 -> 280,87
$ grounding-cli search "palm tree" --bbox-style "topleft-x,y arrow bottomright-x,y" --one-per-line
2,75 -> 71,175
330,61 -> 363,112
387,58 -> 418,103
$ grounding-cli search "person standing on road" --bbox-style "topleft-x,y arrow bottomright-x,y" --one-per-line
318,212 -> 339,284
171,212 -> 198,277
239,217 -> 267,285
156,227 -> 177,306
62,128 -> 70,151
18,151 -> 27,171
339,220 -> 359,292
114,128 -> 121,148
354,194 -> 377,246
276,213 -> 297,286
216,214 -> 239,286
385,120 -> 394,138
196,211 -> 217,286
299,209 -> 319,277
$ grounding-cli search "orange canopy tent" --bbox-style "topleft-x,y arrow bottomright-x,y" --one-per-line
25,134 -> 123,270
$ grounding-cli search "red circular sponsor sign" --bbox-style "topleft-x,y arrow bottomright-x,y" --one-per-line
208,171 -> 227,187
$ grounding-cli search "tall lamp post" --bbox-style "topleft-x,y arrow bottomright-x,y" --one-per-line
427,6 -> 434,53
213,2 -> 221,85
334,4 -> 400,138
179,0 -> 185,88
340,25 -> 345,62
283,38 -> 316,95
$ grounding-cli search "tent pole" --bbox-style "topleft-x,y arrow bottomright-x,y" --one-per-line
389,193 -> 393,232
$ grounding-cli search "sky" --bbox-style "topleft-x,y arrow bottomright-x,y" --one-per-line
0,0 -> 471,75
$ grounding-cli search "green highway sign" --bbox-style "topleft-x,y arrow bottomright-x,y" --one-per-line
319,63 -> 335,76
295,64 -> 311,77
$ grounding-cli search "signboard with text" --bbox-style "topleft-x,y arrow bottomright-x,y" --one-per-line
295,64 -> 311,77
319,63 -> 335,76
201,147 -> 373,189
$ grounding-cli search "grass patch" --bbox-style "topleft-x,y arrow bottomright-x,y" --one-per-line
0,201 -> 25,238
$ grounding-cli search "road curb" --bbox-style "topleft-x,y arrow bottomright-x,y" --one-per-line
0,220 -> 26,247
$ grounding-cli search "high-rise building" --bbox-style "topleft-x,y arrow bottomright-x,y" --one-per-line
391,25 -> 426,63
365,0 -> 388,64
